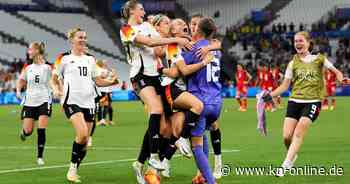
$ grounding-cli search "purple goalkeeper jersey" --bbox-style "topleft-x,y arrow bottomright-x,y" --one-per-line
182,39 -> 222,105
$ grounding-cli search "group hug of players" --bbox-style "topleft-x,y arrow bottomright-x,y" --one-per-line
14,0 -> 349,183
235,62 -> 340,112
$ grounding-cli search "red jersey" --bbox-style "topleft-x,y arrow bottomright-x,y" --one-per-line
257,68 -> 264,88
325,70 -> 336,86
271,68 -> 281,89
236,70 -> 248,86
262,69 -> 273,90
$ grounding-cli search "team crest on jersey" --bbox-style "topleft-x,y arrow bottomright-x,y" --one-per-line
167,43 -> 179,60
121,24 -> 136,42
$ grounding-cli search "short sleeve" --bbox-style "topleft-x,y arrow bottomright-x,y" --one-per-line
120,24 -> 138,44
91,58 -> 99,79
284,60 -> 294,79
54,54 -> 65,78
323,57 -> 335,69
46,65 -> 52,80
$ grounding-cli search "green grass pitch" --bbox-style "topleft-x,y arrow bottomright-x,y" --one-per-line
0,98 -> 348,183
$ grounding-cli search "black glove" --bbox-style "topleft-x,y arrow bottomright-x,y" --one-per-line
262,93 -> 273,103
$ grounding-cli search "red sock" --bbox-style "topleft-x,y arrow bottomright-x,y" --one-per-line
243,99 -> 247,109
236,98 -> 241,107
323,99 -> 329,106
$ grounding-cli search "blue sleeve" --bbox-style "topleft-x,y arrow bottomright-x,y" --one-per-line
183,51 -> 194,65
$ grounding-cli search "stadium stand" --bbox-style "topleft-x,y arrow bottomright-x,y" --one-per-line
271,0 -> 350,26
176,0 -> 271,34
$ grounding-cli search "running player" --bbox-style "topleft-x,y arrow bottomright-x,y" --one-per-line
120,0 -> 192,175
235,63 -> 252,111
322,69 -> 337,110
16,42 -> 52,166
263,31 -> 345,177
184,17 -> 221,184
51,27 -> 118,183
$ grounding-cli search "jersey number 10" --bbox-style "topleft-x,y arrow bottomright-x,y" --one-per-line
78,66 -> 88,76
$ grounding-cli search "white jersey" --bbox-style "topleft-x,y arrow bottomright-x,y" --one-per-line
20,63 -> 52,107
97,66 -> 112,93
161,43 -> 186,91
54,52 -> 99,109
120,22 -> 160,78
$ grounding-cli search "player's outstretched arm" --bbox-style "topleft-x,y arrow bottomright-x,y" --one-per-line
135,35 -> 192,49
94,73 -> 119,87
329,67 -> 344,82
175,59 -> 207,76
271,78 -> 291,97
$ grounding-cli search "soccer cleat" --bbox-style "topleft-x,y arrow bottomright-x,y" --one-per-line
213,155 -> 222,179
275,167 -> 285,177
108,121 -> 115,126
192,173 -> 206,184
87,137 -> 92,147
132,161 -> 146,184
160,159 -> 170,178
97,119 -> 107,126
144,169 -> 160,184
175,137 -> 192,158
322,105 -> 329,110
330,106 -> 334,111
66,163 -> 81,183
37,158 -> 45,166
20,130 -> 26,141
148,155 -> 165,171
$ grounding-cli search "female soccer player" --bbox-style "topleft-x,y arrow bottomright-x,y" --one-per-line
16,42 -> 52,166
190,13 -> 224,180
51,27 -> 118,183
235,63 -> 252,111
120,0 -> 191,173
263,31 -> 345,176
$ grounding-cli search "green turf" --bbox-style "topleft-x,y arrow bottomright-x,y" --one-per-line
0,98 -> 348,183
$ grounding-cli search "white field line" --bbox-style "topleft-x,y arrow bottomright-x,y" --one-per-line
0,149 -> 239,174
0,146 -> 139,151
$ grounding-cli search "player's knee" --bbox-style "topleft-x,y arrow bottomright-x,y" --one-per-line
24,129 -> 33,136
192,100 -> 203,114
148,103 -> 163,114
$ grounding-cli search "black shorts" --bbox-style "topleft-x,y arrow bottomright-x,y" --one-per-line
21,102 -> 52,120
131,74 -> 162,96
162,83 -> 185,117
286,101 -> 322,122
100,92 -> 112,105
63,104 -> 95,122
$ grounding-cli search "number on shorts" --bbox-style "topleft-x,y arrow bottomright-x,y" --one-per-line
310,104 -> 317,114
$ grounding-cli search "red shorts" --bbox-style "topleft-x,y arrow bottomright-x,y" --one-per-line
326,85 -> 336,96
236,85 -> 247,97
